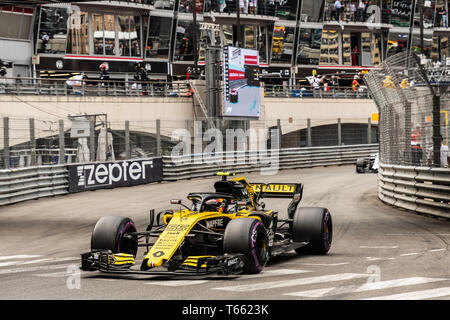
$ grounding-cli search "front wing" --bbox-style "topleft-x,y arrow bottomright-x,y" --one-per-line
81,250 -> 245,276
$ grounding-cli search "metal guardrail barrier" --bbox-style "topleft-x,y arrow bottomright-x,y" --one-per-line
0,145 -> 378,206
0,165 -> 69,206
378,163 -> 450,219
264,85 -> 371,99
163,144 -> 379,181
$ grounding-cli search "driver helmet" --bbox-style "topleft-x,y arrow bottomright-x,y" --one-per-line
204,198 -> 227,213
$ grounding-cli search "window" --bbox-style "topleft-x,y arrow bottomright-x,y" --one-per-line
276,0 -> 299,20
361,32 -> 382,66
146,15 -> 172,59
66,11 -> 89,54
0,6 -> 34,40
92,14 -> 116,56
320,29 -> 339,65
257,26 -> 269,64
174,20 -> 199,61
386,31 -> 409,58
37,6 -> 68,53
118,15 -> 142,57
300,0 -> 325,23
245,25 -> 256,50
271,25 -> 295,64
146,0 -> 175,10
297,28 -> 322,65
387,0 -> 413,27
179,0 -> 204,13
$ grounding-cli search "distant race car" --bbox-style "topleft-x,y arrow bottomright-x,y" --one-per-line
81,172 -> 333,276
356,153 -> 379,173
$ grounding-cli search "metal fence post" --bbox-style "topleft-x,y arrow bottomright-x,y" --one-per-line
307,118 -> 312,147
156,119 -> 161,156
30,118 -> 36,166
367,117 -> 372,144
277,119 -> 282,148
59,120 -> 65,164
3,117 -> 9,169
125,120 -> 131,159
338,118 -> 342,146
89,117 -> 95,162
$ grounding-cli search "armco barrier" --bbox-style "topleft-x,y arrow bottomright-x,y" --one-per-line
0,165 -> 68,206
163,144 -> 379,181
0,147 -> 379,206
378,163 -> 450,219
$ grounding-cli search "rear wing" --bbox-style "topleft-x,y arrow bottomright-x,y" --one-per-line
250,183 -> 303,219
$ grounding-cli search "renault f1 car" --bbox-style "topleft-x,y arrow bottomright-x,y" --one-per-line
356,153 -> 379,173
81,172 -> 333,276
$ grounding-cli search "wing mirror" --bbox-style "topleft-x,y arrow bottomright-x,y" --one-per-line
260,202 -> 266,210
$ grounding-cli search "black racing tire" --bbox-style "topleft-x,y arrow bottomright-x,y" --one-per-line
91,216 -> 138,257
356,158 -> 365,173
291,207 -> 332,255
223,218 -> 269,274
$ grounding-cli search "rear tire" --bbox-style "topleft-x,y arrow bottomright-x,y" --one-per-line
223,218 -> 268,274
291,207 -> 332,255
91,216 -> 138,257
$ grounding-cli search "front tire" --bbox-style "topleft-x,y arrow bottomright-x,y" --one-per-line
223,218 -> 269,274
91,216 -> 138,257
291,207 -> 332,255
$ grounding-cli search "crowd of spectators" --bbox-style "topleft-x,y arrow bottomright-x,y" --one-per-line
330,0 -> 374,23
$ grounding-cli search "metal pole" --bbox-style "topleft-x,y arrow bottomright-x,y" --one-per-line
125,120 -> 131,159
433,95 -> 441,167
3,117 -> 9,169
307,118 -> 312,147
277,119 -> 282,148
338,118 -> 342,146
89,117 -> 95,161
156,119 -> 161,157
29,118 -> 36,166
236,0 -> 241,47
192,0 -> 198,75
367,117 -> 372,144
59,120 -> 65,164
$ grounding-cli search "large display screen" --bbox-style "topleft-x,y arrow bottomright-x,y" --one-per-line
223,46 -> 261,118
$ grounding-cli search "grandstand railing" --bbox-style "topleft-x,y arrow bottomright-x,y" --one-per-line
0,77 -> 374,99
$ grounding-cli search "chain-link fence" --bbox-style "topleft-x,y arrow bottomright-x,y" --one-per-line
364,51 -> 449,167
0,115 -> 378,169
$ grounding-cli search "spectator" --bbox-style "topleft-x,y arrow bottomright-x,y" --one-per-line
400,78 -> 410,88
66,74 -> 88,95
351,45 -> 359,65
352,75 -> 360,92
349,2 -> 356,21
411,124 -> 423,165
310,74 -> 323,97
382,75 -> 395,88
239,0 -> 249,13
440,136 -> 450,168
334,0 -> 342,21
249,0 -> 257,14
15,74 -> 22,85
442,7 -> 448,28
357,0 -> 366,21
427,135 -> 450,168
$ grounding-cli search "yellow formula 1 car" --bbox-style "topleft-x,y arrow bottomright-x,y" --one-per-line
81,172 -> 333,276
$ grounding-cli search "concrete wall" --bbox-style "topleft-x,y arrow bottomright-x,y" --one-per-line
0,94 -> 378,147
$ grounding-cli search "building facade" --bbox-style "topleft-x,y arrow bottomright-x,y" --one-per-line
0,0 -> 449,83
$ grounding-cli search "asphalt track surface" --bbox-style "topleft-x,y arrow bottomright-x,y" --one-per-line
0,165 -> 449,300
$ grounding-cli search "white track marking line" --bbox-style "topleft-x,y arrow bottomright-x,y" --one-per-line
0,257 -> 79,268
34,271 -> 77,278
212,273 -> 370,292
360,246 -> 399,249
284,277 -> 448,298
0,264 -> 70,275
144,269 -> 310,286
399,252 -> 421,257
365,257 -> 396,261
363,287 -> 450,300
429,249 -> 446,252
0,255 -> 41,261
146,280 -> 210,286
297,262 -> 350,266
243,269 -> 311,279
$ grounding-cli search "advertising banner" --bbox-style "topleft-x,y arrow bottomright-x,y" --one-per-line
223,46 -> 261,118
68,157 -> 163,193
